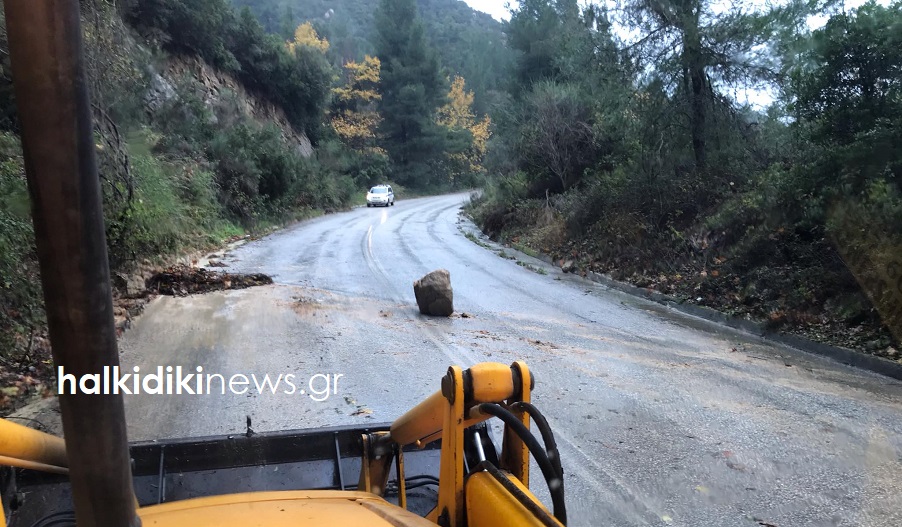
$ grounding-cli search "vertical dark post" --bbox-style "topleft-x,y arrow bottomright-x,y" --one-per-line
2,1 -> 140,526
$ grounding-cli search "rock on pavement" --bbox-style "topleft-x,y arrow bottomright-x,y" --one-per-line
414,269 -> 454,316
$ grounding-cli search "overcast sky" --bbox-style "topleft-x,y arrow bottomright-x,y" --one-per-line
460,0 -> 885,107
463,0 -> 516,21
465,0 -> 882,23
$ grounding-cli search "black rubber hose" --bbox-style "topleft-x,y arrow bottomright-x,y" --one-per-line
30,511 -> 76,527
385,474 -> 442,493
403,480 -> 440,490
511,401 -> 564,481
404,475 -> 440,483
478,403 -> 567,525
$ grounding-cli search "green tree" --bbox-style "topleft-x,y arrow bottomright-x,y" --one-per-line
497,0 -> 625,194
374,0 -> 448,187
506,0 -> 566,91
129,1 -> 333,137
128,0 -> 240,72
279,4 -> 296,39
777,1 -> 901,341
621,0 -> 823,169
789,1 -> 902,197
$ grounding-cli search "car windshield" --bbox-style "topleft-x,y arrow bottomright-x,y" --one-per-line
3,2 -> 900,527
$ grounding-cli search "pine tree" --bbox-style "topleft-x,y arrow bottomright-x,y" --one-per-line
620,0 -> 825,169
374,0 -> 448,187
279,5 -> 296,39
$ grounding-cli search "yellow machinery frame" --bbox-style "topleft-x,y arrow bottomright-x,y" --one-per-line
358,361 -> 565,527
0,362 -> 565,527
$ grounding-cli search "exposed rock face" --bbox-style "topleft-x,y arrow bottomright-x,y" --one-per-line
414,269 -> 454,317
144,72 -> 177,113
149,55 -> 314,158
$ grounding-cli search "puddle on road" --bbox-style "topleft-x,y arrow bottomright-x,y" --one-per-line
290,294 -> 332,316
280,287 -> 422,332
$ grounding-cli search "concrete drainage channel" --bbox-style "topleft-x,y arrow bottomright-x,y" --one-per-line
456,213 -> 902,382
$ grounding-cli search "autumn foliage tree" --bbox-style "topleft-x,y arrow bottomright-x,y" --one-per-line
437,76 -> 491,183
331,56 -> 383,153
325,55 -> 389,185
286,21 -> 329,54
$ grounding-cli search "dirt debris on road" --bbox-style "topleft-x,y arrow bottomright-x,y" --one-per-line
145,265 -> 273,296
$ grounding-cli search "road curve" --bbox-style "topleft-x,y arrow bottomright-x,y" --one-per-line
119,193 -> 902,527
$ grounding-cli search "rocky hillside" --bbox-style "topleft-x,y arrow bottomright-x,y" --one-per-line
150,54 -> 313,157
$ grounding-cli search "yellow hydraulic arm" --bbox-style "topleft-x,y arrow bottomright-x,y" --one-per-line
0,419 -> 68,475
360,361 -> 567,527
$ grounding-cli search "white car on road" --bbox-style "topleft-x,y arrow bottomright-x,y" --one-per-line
366,185 -> 395,207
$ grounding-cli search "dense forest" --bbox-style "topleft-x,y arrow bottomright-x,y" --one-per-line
0,0 -> 899,382
231,0 -> 515,113
468,0 -> 901,356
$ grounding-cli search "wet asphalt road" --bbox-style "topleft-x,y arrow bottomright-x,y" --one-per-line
119,193 -> 902,527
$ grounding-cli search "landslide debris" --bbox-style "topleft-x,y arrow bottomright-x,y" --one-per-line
146,265 -> 272,296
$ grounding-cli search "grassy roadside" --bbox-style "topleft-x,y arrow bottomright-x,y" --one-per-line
0,127 -> 347,416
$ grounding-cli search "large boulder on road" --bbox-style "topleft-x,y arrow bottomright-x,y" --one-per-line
414,269 -> 454,317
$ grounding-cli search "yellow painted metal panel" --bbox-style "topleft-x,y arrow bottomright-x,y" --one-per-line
468,362 -> 515,403
465,472 -> 561,527
137,491 -> 436,527
391,391 -> 446,446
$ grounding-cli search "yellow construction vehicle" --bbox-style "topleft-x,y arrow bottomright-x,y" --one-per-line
0,2 -> 568,526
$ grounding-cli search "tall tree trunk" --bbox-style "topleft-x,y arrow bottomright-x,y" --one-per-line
681,17 -> 707,169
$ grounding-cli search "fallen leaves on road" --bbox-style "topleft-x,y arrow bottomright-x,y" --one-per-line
726,460 -> 747,472
473,330 -> 502,341
146,265 -> 272,296
525,338 -> 559,350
